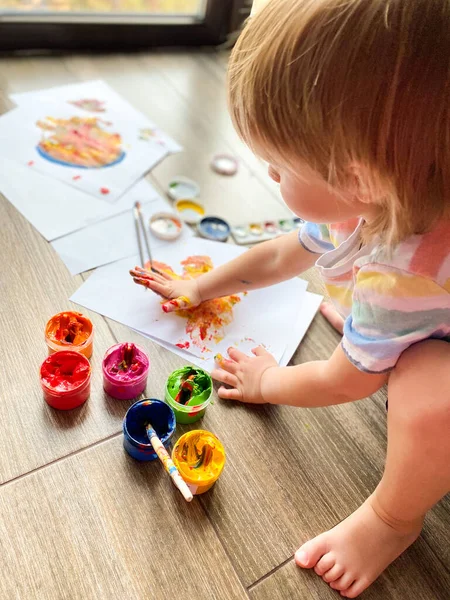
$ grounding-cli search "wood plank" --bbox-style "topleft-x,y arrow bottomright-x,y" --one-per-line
249,555 -> 450,600
0,437 -> 248,600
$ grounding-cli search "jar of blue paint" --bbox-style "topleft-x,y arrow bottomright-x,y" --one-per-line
123,398 -> 176,461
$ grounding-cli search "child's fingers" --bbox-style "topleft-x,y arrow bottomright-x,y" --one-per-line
162,295 -> 193,313
132,277 -> 168,297
214,354 -> 239,374
130,267 -> 167,285
157,269 -> 174,281
211,368 -> 239,389
132,277 -> 151,288
251,346 -> 270,357
227,346 -> 249,363
217,386 -> 242,401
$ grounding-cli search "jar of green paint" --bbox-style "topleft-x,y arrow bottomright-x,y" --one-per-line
165,366 -> 213,424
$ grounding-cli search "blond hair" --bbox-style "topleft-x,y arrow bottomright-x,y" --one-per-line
228,0 -> 450,246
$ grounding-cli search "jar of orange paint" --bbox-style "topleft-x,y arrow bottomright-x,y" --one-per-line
40,351 -> 91,410
45,311 -> 94,359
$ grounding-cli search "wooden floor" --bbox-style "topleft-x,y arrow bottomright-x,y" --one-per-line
1,50 -> 449,600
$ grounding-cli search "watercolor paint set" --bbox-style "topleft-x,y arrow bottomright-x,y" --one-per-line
231,217 -> 304,245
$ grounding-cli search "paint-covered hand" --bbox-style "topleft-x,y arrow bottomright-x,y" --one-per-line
212,346 -> 278,403
130,266 -> 202,312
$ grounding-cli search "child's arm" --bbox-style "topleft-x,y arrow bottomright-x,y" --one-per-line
213,344 -> 388,407
130,230 -> 317,312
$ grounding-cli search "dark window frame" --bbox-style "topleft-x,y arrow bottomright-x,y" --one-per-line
0,0 -> 234,53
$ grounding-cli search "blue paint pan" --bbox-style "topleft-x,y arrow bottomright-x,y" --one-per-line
197,216 -> 230,242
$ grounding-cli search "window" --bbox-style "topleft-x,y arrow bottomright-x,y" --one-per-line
0,0 -> 236,51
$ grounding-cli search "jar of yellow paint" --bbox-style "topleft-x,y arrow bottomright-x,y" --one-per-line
171,430 -> 226,495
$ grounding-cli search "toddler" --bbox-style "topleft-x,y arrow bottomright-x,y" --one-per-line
131,0 -> 450,596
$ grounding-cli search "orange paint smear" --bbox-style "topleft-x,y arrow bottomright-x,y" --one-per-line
144,256 -> 241,352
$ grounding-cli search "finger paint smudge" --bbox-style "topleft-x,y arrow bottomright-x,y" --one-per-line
139,127 -> 165,146
144,256 -> 241,353
69,98 -> 106,113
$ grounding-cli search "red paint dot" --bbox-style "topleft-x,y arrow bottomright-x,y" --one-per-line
176,342 -> 190,349
73,175 -> 81,181
27,161 -> 34,166
100,187 -> 110,195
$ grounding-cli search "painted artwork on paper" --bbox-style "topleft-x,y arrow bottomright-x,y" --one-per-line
145,255 -> 241,353
0,81 -> 182,201
69,98 -> 106,113
70,237 -> 305,373
36,116 -> 126,169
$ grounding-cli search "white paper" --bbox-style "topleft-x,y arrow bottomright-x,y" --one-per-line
279,291 -> 323,366
0,96 -> 179,202
70,238 -> 308,367
139,290 -> 323,372
51,198 -> 194,275
11,79 -> 181,154
0,156 -> 161,241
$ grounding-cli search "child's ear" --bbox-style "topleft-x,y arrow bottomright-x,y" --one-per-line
348,163 -> 382,205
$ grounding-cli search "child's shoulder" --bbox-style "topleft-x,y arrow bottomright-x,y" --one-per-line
362,220 -> 450,291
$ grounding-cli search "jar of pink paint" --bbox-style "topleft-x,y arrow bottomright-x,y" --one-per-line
102,342 -> 150,400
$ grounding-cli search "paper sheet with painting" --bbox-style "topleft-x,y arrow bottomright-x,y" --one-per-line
71,237 -> 322,373
0,81 -> 181,202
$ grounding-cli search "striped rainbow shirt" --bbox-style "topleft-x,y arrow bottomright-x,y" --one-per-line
299,218 -> 450,373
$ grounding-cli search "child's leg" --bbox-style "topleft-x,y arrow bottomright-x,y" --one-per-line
320,302 -> 345,334
295,339 -> 450,598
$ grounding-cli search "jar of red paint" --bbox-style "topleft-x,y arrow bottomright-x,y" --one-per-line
40,350 -> 91,410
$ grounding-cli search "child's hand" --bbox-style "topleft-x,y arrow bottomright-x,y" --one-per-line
129,266 -> 202,312
212,346 -> 278,403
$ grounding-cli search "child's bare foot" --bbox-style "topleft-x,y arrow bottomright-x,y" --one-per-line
295,495 -> 422,597
320,302 -> 345,335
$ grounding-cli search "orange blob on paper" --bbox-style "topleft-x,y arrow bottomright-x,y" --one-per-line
144,256 -> 241,353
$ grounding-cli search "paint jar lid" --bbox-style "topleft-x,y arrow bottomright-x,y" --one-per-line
149,212 -> 183,241
197,216 -> 230,242
175,198 -> 205,225
210,154 -> 238,176
167,177 -> 200,201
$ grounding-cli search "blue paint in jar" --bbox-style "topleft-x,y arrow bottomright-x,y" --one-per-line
197,216 -> 230,242
123,398 -> 176,461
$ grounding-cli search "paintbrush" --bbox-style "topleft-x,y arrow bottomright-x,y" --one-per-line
134,201 -> 158,273
145,423 -> 194,502
133,202 -> 145,268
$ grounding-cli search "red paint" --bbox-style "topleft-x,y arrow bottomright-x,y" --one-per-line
176,342 -> 190,349
40,351 -> 91,410
73,175 -> 81,181
28,161 -> 34,166
100,187 -> 110,195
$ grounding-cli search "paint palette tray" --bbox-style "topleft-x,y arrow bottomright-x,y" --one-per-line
231,218 -> 304,245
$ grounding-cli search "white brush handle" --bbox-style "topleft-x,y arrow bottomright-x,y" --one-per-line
148,429 -> 193,502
